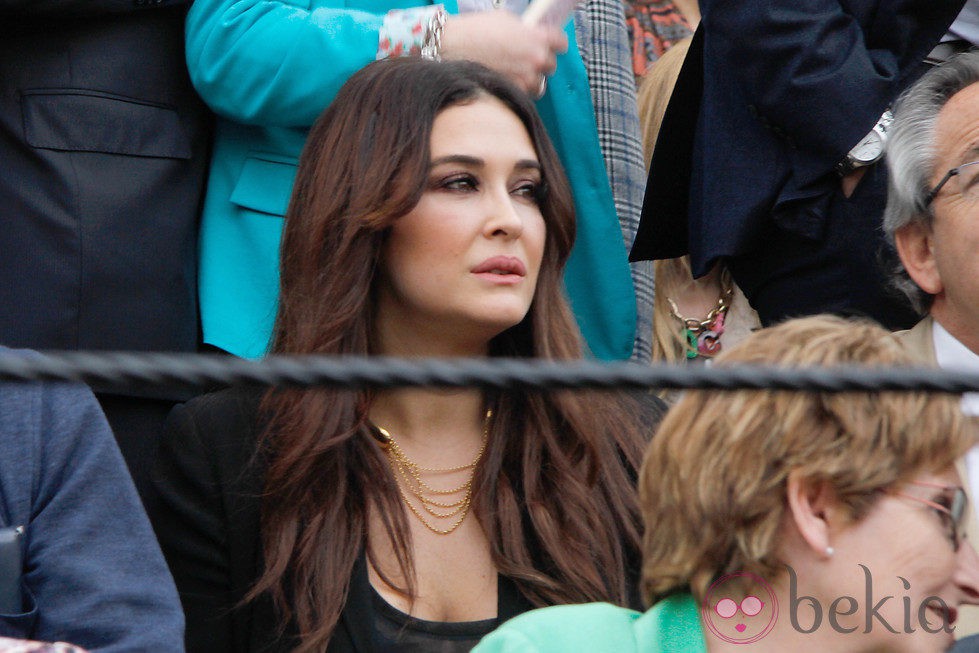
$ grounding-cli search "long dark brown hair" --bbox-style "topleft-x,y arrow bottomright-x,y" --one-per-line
252,58 -> 649,651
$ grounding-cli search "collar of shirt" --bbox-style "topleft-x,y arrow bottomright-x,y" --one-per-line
933,319 -> 979,521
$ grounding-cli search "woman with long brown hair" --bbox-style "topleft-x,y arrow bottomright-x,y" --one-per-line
151,57 -> 661,653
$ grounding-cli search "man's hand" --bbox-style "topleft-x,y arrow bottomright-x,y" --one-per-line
841,168 -> 866,198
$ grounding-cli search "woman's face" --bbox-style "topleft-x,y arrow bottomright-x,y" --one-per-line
821,468 -> 979,652
375,96 -> 546,355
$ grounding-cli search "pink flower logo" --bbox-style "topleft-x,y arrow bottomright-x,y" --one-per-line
702,572 -> 779,644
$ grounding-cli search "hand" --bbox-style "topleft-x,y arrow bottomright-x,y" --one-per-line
841,168 -> 866,198
441,12 -> 568,95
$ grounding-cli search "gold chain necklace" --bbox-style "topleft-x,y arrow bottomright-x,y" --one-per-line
666,269 -> 734,359
372,409 -> 491,536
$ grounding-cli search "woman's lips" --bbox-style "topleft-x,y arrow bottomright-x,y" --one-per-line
471,256 -> 527,284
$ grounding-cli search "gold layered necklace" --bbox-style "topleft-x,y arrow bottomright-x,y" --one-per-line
372,409 -> 491,536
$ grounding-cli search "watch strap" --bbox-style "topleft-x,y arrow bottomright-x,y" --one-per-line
836,109 -> 893,176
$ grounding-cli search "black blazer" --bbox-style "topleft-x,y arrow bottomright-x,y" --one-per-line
151,388 -> 660,652
631,0 -> 966,275
151,388 -> 283,652
0,2 -> 210,365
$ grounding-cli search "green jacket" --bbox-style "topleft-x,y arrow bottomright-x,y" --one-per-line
474,594 -> 707,652
187,0 -> 637,360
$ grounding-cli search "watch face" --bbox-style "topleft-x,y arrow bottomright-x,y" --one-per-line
850,131 -> 883,163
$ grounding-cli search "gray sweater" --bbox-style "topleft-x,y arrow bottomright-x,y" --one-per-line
0,369 -> 184,651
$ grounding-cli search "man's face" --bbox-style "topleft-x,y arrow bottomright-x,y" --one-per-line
897,81 -> 979,351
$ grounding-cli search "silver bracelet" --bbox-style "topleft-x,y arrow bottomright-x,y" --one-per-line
421,8 -> 447,62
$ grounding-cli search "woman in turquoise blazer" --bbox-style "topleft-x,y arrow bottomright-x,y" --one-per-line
186,0 -> 636,360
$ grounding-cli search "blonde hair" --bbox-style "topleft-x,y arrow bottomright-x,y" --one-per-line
636,37 -> 691,165
639,315 -> 976,605
636,39 -> 706,365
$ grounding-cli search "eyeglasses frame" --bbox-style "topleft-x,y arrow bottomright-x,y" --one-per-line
925,160 -> 979,205
889,480 -> 967,551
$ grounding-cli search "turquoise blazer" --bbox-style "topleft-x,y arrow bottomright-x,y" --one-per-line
187,0 -> 637,359
473,593 -> 707,652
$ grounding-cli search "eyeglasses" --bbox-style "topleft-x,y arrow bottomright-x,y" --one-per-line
925,160 -> 979,205
890,481 -> 968,551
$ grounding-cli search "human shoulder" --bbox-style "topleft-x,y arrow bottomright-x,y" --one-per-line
160,385 -> 269,493
475,594 -> 706,653
0,348 -> 113,486
170,385 -> 267,444
179,384 -> 266,417
631,593 -> 706,652
892,316 -> 936,365
474,603 -> 643,652
0,351 -> 185,649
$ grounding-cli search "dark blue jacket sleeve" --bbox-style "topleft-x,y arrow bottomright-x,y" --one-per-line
0,382 -> 185,651
0,0 -> 190,16
701,0 -> 958,164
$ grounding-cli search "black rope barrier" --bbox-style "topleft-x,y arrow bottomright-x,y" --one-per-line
4,351 -> 979,394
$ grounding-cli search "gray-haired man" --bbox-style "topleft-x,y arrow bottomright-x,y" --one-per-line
885,51 -> 979,646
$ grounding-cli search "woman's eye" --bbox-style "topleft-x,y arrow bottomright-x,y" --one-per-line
931,494 -> 955,525
935,508 -> 955,536
439,175 -> 478,191
935,493 -> 953,510
513,182 -> 541,202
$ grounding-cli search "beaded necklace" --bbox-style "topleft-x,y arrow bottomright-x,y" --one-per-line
666,272 -> 734,359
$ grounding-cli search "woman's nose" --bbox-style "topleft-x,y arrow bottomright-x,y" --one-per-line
484,187 -> 525,239
954,537 -> 979,605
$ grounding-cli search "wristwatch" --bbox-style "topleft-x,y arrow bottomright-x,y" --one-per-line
836,109 -> 894,176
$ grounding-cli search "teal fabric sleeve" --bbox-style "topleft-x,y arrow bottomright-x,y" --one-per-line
187,0 -> 388,126
535,22 -> 636,361
473,602 -> 644,652
473,594 -> 707,652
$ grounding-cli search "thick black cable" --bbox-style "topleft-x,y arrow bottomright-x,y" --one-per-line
0,351 -> 977,394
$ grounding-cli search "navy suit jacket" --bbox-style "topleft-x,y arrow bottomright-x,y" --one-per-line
632,0 -> 966,277
0,1 -> 210,364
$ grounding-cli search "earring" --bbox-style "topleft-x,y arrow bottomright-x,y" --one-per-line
825,546 -> 835,557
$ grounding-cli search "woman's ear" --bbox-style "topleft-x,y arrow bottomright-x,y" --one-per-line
785,470 -> 838,559
894,221 -> 943,295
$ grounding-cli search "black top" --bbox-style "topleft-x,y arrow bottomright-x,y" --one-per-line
150,386 -> 663,652
371,585 -> 499,653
